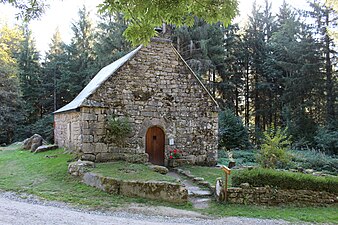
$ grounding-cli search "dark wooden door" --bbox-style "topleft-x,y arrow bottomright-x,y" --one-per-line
146,126 -> 165,165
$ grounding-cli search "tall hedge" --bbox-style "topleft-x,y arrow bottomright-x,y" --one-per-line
232,168 -> 338,194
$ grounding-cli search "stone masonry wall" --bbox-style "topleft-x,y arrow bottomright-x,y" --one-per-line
83,38 -> 219,165
78,106 -> 149,162
227,186 -> 337,205
54,111 -> 82,152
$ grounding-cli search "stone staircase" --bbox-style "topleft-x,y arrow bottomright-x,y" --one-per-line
167,171 -> 214,209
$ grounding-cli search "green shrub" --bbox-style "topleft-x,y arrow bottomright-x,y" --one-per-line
232,168 -> 338,194
315,125 -> 338,155
107,114 -> 132,146
218,149 -> 258,167
218,109 -> 250,150
256,127 -> 291,169
232,150 -> 257,163
291,149 -> 338,175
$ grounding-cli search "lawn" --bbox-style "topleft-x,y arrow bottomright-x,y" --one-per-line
0,148 -> 173,209
0,146 -> 337,223
180,165 -> 237,187
90,161 -> 177,182
205,202 -> 338,224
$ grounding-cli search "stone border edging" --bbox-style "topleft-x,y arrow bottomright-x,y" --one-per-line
227,185 -> 338,206
68,161 -> 188,203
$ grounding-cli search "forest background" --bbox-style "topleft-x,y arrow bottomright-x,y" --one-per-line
0,0 -> 337,155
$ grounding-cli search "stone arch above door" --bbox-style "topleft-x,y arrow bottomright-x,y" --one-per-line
138,118 -> 167,142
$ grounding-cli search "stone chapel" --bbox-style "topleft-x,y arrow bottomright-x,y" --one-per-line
54,38 -> 219,166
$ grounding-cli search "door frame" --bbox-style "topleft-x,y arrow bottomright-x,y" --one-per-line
145,126 -> 165,165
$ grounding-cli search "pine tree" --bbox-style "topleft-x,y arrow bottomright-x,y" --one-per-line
42,28 -> 66,112
244,0 -> 276,140
0,24 -> 24,143
222,24 -> 246,115
172,18 -> 225,99
17,24 -> 42,124
308,0 -> 337,123
94,12 -> 131,68
57,6 -> 97,106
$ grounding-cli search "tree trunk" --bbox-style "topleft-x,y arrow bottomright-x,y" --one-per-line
245,56 -> 250,126
254,73 -> 260,133
324,9 -> 335,122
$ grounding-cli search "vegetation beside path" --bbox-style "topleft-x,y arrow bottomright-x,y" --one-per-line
0,146 -> 337,224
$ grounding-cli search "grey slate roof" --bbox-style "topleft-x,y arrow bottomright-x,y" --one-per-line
54,45 -> 142,114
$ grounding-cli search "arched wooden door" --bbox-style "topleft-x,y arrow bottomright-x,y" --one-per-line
146,126 -> 165,165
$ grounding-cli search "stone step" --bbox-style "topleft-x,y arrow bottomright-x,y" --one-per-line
167,172 -> 212,197
189,197 -> 211,209
188,188 -> 212,197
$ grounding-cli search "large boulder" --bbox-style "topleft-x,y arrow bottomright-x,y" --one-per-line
23,134 -> 43,152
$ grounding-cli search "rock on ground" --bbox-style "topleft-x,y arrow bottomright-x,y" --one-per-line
34,144 -> 58,153
148,165 -> 169,174
23,134 -> 43,152
68,160 -> 95,177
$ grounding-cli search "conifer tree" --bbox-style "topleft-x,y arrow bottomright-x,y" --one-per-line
308,0 -> 337,123
42,28 -> 66,112
57,6 -> 97,105
0,24 -> 24,143
94,12 -> 131,68
244,0 -> 276,139
17,24 -> 42,124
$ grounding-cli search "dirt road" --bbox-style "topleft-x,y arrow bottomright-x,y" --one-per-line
0,192 -> 294,225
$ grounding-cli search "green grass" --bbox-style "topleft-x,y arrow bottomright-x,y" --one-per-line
0,147 -> 337,224
0,148 -> 179,209
90,161 -> 177,182
0,142 -> 23,151
204,202 -> 338,224
180,165 -> 239,187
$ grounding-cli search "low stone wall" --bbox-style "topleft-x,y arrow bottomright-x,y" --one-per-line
82,172 -> 188,203
227,185 -> 338,206
68,160 -> 187,203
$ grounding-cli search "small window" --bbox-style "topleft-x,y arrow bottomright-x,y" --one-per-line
153,136 -> 157,140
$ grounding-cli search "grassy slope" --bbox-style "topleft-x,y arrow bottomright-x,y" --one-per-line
0,147 -> 337,223
0,149 -> 171,208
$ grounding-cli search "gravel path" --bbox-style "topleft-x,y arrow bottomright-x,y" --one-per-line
0,191 -> 301,225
